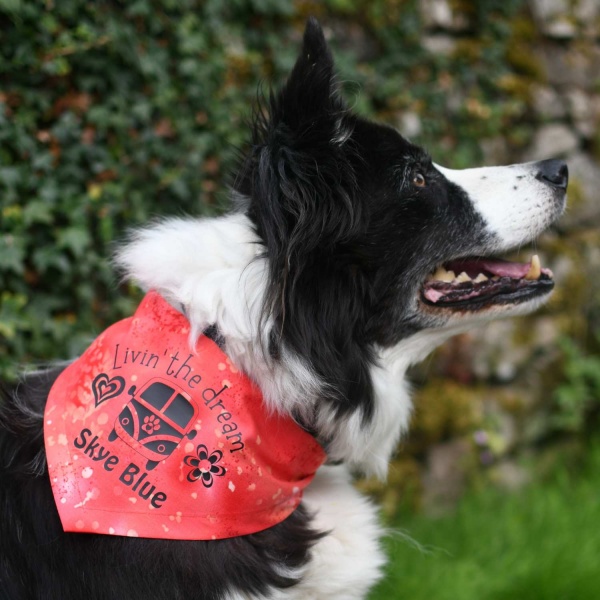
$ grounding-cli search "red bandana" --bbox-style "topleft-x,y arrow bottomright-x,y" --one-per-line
45,291 -> 326,540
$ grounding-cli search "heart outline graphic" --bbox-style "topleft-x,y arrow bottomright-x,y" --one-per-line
92,373 -> 125,408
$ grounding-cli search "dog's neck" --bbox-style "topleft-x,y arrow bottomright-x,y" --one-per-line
116,213 -> 451,477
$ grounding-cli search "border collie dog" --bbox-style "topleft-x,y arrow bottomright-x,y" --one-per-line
0,18 -> 567,600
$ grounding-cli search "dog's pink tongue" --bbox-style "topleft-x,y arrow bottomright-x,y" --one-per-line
447,258 -> 530,279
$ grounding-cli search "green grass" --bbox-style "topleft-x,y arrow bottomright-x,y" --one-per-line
370,448 -> 600,600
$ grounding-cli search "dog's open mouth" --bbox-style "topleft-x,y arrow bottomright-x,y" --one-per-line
421,255 -> 554,309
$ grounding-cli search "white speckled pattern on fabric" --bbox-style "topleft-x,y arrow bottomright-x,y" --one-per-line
45,291 -> 326,540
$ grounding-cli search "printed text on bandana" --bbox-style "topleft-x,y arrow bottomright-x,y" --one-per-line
70,343 -> 246,511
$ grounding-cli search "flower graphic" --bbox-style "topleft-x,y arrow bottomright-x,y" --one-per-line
184,444 -> 226,487
142,414 -> 161,434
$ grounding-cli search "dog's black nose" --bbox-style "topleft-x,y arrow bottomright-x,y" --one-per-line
535,159 -> 569,190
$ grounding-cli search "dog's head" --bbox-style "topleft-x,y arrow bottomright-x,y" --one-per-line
234,18 -> 567,419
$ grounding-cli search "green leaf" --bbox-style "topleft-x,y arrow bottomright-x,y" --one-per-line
0,235 -> 25,274
57,227 -> 92,258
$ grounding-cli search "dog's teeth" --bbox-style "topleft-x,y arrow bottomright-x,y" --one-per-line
432,267 -> 456,282
474,273 -> 489,283
525,254 -> 541,280
456,271 -> 471,283
428,267 -> 443,281
443,270 -> 456,282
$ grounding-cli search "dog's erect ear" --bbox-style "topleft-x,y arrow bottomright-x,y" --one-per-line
248,17 -> 358,261
239,19 -> 374,424
271,16 -> 344,131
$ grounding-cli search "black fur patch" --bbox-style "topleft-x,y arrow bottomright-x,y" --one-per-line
0,369 -> 323,600
237,18 -> 487,423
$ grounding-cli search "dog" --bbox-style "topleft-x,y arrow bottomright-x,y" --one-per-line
0,17 -> 567,600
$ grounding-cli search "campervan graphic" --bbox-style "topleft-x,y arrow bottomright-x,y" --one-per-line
108,379 -> 198,470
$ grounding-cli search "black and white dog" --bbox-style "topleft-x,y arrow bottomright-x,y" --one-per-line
0,18 -> 567,600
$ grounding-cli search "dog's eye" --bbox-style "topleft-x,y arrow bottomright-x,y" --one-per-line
413,172 -> 426,187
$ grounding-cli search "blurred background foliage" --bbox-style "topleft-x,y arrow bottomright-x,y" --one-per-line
2,0 -> 600,583
0,0 -> 561,377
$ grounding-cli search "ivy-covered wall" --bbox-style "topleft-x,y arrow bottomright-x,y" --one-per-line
2,0 -> 599,507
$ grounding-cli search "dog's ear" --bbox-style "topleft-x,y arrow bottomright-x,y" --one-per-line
270,16 -> 344,134
248,17 -> 359,265
239,19 -> 375,423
